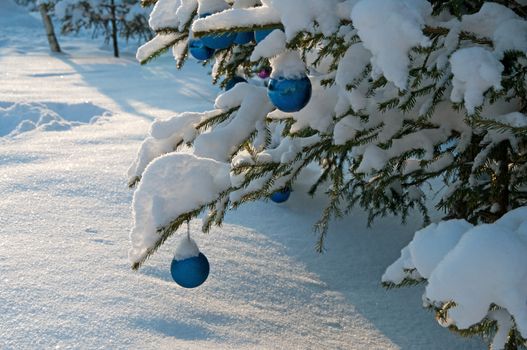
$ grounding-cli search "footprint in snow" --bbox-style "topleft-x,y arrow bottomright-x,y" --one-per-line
90,238 -> 114,245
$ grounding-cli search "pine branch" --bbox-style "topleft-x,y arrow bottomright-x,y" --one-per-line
128,176 -> 140,189
131,188 -> 232,270
140,0 -> 157,7
193,23 -> 283,38
155,27 -> 181,35
473,118 -> 527,136
139,34 -> 187,65
382,277 -> 426,289
423,26 -> 493,46
195,107 -> 239,131
131,206 -> 204,270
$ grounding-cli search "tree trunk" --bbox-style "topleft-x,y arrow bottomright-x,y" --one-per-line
39,3 -> 61,53
110,0 -> 119,58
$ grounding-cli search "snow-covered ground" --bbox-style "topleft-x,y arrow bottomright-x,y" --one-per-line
0,1 -> 484,349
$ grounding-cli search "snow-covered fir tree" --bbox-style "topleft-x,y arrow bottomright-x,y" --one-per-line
54,0 -> 151,57
128,0 -> 527,348
14,0 -> 39,10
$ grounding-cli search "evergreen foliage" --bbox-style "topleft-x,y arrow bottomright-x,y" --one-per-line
130,0 -> 527,348
13,0 -> 39,10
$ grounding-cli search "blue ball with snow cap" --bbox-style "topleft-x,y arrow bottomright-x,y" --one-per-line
171,252 -> 210,288
268,76 -> 312,112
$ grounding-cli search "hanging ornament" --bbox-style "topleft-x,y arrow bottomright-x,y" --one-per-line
170,223 -> 210,288
270,187 -> 291,203
225,76 -> 247,91
254,29 -> 274,43
268,76 -> 312,112
257,67 -> 271,79
200,13 -> 236,49
267,51 -> 312,112
231,0 -> 254,45
234,31 -> 254,45
188,38 -> 215,60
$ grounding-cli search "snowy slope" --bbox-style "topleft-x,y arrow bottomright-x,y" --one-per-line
0,2 -> 484,349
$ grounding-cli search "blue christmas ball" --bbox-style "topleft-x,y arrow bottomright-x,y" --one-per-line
202,32 -> 236,50
170,252 -> 210,288
267,76 -> 312,112
270,187 -> 291,203
188,38 -> 215,60
199,13 -> 236,49
254,29 -> 274,43
234,31 -> 254,45
225,76 -> 247,91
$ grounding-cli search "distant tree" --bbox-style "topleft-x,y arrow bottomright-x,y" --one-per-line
54,0 -> 151,57
13,0 -> 62,53
38,0 -> 61,53
13,0 -> 38,10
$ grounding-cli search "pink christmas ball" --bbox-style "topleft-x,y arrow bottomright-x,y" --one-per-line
257,68 -> 271,79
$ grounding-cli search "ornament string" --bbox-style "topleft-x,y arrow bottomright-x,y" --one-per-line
186,220 -> 191,241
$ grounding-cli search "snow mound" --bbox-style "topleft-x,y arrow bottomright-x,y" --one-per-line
351,0 -> 432,90
449,47 -> 503,114
384,206 -> 527,350
129,153 -> 231,266
0,101 -> 110,137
